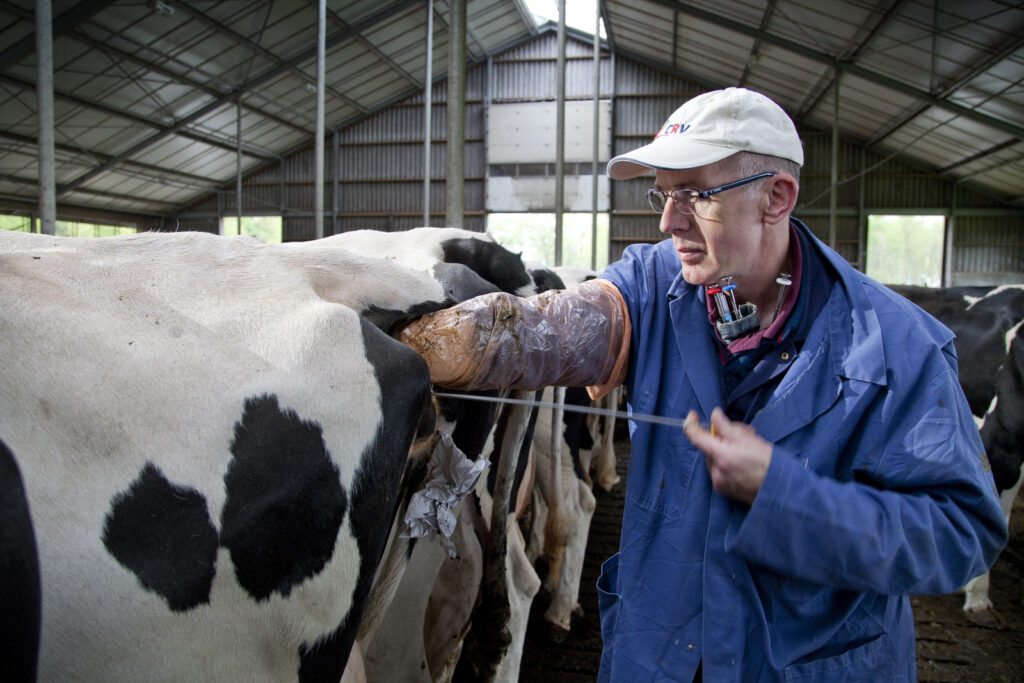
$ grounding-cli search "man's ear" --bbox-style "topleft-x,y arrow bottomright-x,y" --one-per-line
763,174 -> 799,223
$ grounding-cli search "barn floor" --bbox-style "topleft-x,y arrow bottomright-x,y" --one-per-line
519,438 -> 1024,682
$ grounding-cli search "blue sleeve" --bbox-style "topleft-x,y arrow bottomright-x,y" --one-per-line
726,366 -> 1007,596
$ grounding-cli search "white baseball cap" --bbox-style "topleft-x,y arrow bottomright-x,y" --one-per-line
606,87 -> 804,180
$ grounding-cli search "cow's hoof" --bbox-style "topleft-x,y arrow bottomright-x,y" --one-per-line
963,606 -> 1004,629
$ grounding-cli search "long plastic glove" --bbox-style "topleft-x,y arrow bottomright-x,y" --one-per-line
398,279 -> 629,400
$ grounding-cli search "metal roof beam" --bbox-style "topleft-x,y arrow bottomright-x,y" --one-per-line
0,172 -> 179,207
510,0 -> 539,34
645,0 -> 1024,141
69,29 -> 313,137
0,129 -> 221,187
598,0 -> 614,47
0,73 -> 276,161
938,138 -> 1020,175
795,0 -> 908,119
162,21 -> 581,217
57,0 -> 421,196
433,1 -> 490,60
738,0 -> 778,88
866,31 -> 1024,147
0,0 -> 117,71
172,2 -> 369,116
316,1 -> 421,87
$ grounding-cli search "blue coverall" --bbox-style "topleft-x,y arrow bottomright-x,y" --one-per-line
596,218 -> 1007,681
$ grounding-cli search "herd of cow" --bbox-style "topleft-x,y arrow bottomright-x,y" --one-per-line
0,227 -> 1020,682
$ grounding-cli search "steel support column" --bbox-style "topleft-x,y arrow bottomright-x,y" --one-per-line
445,0 -> 466,227
423,0 -> 433,226
554,0 -> 566,266
236,98 -> 242,232
829,73 -> 839,249
36,0 -> 55,234
315,0 -> 326,239
591,6 -> 600,270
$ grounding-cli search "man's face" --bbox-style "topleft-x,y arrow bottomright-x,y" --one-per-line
654,162 -> 768,287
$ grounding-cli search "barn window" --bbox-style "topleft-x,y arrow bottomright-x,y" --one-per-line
866,214 -> 945,287
221,215 -> 282,244
487,212 -> 609,271
0,214 -> 32,232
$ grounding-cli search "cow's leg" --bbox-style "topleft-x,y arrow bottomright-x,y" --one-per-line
544,474 -> 597,633
360,519 -> 445,682
452,392 -> 532,682
425,499 -> 485,682
525,483 -> 548,563
541,388 -> 569,594
963,468 -> 1023,621
493,517 -> 541,683
595,388 -> 621,491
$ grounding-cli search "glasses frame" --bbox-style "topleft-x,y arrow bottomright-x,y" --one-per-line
645,171 -> 777,217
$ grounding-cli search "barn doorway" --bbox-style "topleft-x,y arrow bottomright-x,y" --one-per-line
866,214 -> 945,287
486,212 -> 609,272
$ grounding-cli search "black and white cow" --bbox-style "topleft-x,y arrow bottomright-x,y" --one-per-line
0,227 -> 549,682
894,284 -> 1024,618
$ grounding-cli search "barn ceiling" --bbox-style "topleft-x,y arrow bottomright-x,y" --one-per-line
0,0 -> 1022,221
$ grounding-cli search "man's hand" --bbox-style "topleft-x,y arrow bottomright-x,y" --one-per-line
683,407 -> 772,505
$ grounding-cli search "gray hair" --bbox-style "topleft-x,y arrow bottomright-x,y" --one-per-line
726,151 -> 801,199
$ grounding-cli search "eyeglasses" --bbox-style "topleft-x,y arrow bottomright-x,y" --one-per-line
645,172 -> 776,218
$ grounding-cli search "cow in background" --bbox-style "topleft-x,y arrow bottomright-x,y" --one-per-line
894,284 -> 1024,621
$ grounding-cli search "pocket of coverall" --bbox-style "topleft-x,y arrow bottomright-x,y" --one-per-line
783,632 -> 899,681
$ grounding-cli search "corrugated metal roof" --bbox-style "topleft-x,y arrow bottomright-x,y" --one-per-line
0,0 -> 1021,220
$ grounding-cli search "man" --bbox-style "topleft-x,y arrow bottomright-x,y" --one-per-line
400,87 -> 1006,681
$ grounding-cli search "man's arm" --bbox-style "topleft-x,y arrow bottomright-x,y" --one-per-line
398,278 -> 630,399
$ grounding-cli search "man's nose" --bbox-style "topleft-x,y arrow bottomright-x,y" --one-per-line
659,201 -> 692,234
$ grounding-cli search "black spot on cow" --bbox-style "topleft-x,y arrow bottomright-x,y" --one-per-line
982,325 -> 1024,493
563,387 -> 595,480
221,394 -> 347,603
362,300 -> 449,337
299,317 -> 431,683
0,439 -> 41,683
528,267 -> 566,294
445,389 -> 500,459
434,261 -> 503,302
440,237 -> 533,295
102,462 -> 218,612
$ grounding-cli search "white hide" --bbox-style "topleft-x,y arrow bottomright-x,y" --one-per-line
332,227 -> 537,298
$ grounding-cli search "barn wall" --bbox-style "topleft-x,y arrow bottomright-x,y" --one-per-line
166,29 -> 1022,284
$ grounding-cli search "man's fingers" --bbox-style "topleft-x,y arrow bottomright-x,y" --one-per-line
683,410 -> 718,449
